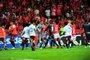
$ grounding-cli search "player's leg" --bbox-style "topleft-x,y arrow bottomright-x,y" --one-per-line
30,36 -> 35,51
0,38 -> 7,50
43,38 -> 49,48
65,36 -> 70,48
71,36 -> 78,46
57,34 -> 63,48
49,35 -> 53,48
54,34 -> 60,48
39,33 -> 43,48
84,39 -> 88,46
21,37 -> 25,50
58,39 -> 63,48
43,34 -> 49,48
10,35 -> 16,49
60,36 -> 66,47
25,38 -> 29,48
67,36 -> 72,48
39,38 -> 43,48
2,39 -> 8,50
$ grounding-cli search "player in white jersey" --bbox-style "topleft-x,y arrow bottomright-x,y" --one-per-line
29,21 -> 36,51
63,20 -> 72,48
37,21 -> 46,48
64,24 -> 72,37
21,24 -> 29,50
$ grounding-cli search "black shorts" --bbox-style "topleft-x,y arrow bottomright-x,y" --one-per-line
61,36 -> 71,44
22,37 -> 28,41
30,36 -> 35,40
10,34 -> 17,41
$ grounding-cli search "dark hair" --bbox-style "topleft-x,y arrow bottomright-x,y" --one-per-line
64,22 -> 68,25
24,23 -> 29,27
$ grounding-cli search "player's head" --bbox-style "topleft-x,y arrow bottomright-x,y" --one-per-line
24,23 -> 29,27
68,20 -> 72,23
64,22 -> 68,25
30,20 -> 35,24
67,20 -> 72,25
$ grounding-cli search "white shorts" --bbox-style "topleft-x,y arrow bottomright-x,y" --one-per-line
42,33 -> 46,38
54,33 -> 60,39
71,36 -> 76,41
22,34 -> 30,38
42,34 -> 49,39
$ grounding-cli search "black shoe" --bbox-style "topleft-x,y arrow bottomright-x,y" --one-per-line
32,47 -> 35,51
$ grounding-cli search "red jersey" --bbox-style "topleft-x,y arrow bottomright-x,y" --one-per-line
16,24 -> 23,35
0,27 -> 7,38
9,24 -> 18,35
53,24 -> 59,34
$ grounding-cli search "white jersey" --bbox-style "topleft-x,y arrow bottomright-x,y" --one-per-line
29,24 -> 36,36
45,9 -> 50,17
21,26 -> 29,38
64,24 -> 72,36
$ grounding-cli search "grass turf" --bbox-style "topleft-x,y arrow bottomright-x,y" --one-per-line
0,46 -> 90,60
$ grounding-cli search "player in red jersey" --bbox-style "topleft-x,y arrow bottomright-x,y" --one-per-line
0,25 -> 7,50
53,22 -> 61,48
70,22 -> 78,47
9,22 -> 18,49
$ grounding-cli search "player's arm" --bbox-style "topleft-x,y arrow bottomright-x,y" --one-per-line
8,26 -> 13,34
44,24 -> 49,31
34,26 -> 37,34
21,30 -> 25,36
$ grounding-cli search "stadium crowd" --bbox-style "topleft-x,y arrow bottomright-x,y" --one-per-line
0,0 -> 90,51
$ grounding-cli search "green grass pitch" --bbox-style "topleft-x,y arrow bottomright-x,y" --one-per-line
0,46 -> 90,60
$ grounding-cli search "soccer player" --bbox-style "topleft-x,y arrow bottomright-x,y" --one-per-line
60,25 -> 65,47
9,22 -> 18,49
0,25 -> 7,50
29,21 -> 37,51
21,24 -> 29,50
71,22 -> 78,46
53,22 -> 61,48
44,21 -> 54,48
63,20 -> 72,48
37,21 -> 44,48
